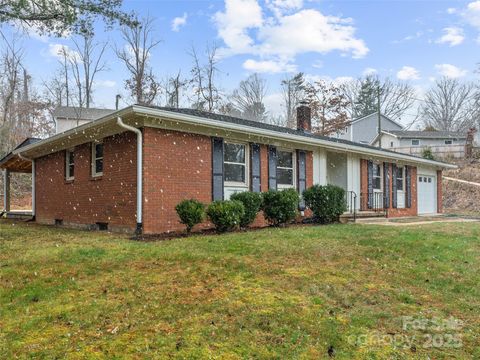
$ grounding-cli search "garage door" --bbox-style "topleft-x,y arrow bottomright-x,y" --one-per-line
417,175 -> 437,214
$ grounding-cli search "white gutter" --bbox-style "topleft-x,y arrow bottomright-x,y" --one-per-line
18,153 -> 35,218
116,116 -> 143,234
132,105 -> 457,169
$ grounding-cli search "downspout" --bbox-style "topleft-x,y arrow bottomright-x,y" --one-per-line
116,116 -> 143,235
18,153 -> 35,220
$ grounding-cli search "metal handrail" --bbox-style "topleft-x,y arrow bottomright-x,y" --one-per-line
345,190 -> 357,222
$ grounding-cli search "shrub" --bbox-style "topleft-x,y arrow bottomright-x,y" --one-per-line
262,189 -> 299,226
421,147 -> 435,160
206,200 -> 245,232
175,199 -> 205,233
230,191 -> 263,228
303,184 -> 347,224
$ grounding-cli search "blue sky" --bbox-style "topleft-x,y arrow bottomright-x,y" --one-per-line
3,0 -> 480,121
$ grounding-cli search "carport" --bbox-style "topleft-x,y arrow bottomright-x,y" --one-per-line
0,138 -> 40,219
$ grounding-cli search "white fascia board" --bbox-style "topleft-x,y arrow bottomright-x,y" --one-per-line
133,106 -> 456,169
13,107 -> 134,157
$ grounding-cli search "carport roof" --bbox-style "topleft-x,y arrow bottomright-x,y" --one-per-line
0,138 -> 41,173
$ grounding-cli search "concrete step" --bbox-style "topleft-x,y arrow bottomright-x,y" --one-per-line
340,211 -> 387,224
4,211 -> 33,220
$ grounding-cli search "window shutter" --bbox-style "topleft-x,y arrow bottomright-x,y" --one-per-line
268,145 -> 277,190
406,166 -> 412,208
367,160 -> 373,209
392,164 -> 398,208
212,137 -> 224,201
297,150 -> 307,211
250,143 -> 261,193
383,162 -> 390,209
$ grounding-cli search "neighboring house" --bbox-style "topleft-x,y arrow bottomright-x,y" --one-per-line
337,112 -> 403,144
373,130 -> 467,159
1,105 -> 455,234
53,106 -> 115,134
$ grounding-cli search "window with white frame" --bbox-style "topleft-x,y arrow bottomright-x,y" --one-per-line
65,149 -> 74,180
396,166 -> 406,208
224,142 -> 247,186
92,141 -> 104,177
411,139 -> 420,146
396,166 -> 405,191
445,140 -> 452,145
277,150 -> 295,188
372,163 -> 382,190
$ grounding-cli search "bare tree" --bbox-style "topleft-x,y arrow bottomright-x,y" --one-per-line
71,34 -> 108,108
281,72 -> 306,128
189,43 -> 222,112
229,73 -> 267,121
116,15 -> 161,105
0,33 -> 53,155
421,77 -> 477,132
162,70 -> 187,108
305,80 -> 350,136
340,75 -> 416,121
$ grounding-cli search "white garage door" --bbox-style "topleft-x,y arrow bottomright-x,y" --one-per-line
417,175 -> 437,214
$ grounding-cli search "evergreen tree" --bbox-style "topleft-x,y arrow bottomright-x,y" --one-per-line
353,75 -> 379,118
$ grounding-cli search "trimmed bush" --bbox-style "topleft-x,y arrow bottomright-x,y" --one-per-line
303,184 -> 347,224
175,199 -> 205,233
262,189 -> 299,226
230,191 -> 263,228
206,200 -> 245,233
421,147 -> 435,160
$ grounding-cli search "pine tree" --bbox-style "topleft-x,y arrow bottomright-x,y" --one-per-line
353,75 -> 379,118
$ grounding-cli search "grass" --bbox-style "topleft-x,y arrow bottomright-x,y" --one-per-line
1,221 -> 479,359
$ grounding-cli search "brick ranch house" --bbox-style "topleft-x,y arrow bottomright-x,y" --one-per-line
1,105 -> 455,234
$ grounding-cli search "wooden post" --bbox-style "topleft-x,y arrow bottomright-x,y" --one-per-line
3,169 -> 10,212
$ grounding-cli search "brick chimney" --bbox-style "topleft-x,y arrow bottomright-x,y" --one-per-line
297,102 -> 311,132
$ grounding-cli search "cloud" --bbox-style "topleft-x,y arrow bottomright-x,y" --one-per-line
213,0 -> 263,54
397,66 -> 420,80
243,58 -> 296,73
214,0 -> 368,72
447,7 -> 457,14
436,27 -> 464,46
48,43 -> 80,61
94,80 -> 116,88
257,9 -> 368,59
171,13 -> 188,32
462,1 -> 480,28
435,64 -> 467,78
266,0 -> 303,17
362,67 -> 377,76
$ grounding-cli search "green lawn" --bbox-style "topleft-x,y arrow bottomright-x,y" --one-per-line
0,221 -> 479,359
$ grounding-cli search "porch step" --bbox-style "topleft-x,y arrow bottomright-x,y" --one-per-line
3,211 -> 33,220
340,211 -> 387,224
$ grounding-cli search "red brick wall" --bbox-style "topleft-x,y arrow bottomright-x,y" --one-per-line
387,165 -> 418,218
142,129 -> 313,233
142,127 -> 213,234
437,169 -> 443,213
35,132 -> 137,231
359,159 -> 418,217
360,159 -> 369,210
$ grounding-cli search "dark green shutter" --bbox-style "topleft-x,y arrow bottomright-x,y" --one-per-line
268,146 -> 277,190
212,137 -> 224,201
250,143 -> 261,193
392,164 -> 398,208
383,162 -> 390,208
297,150 -> 307,211
367,160 -> 373,209
406,166 -> 412,208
